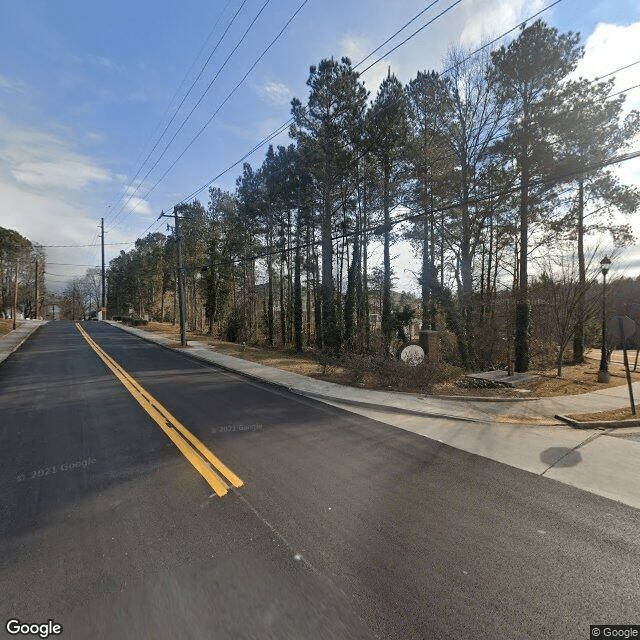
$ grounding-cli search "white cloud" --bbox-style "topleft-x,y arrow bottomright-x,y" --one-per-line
86,131 -> 107,144
574,21 -> 640,114
114,184 -> 151,216
0,74 -> 27,93
122,196 -> 151,216
257,80 -> 294,106
572,20 -> 640,240
340,34 -> 371,64
0,112 -> 124,289
12,160 -> 111,190
0,115 -> 113,192
458,0 -> 547,49
340,34 -> 396,95
85,54 -> 123,73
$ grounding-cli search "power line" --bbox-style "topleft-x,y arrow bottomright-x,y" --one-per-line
47,263 -> 100,267
155,0 -> 565,220
104,0 -> 246,228
106,0 -> 461,236
107,0 -> 272,232
125,0 -> 235,184
354,0 -> 442,69
439,0 -> 566,76
39,242 -> 131,248
117,0 -> 612,264
608,82 -> 640,100
595,58 -> 640,81
142,0 -> 310,207
359,0 -> 463,75
138,148 -> 640,272
95,59 -> 640,261
44,271 -> 91,277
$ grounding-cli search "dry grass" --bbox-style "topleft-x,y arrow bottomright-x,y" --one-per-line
135,322 -> 640,398
0,319 -> 18,337
567,407 -> 639,422
527,358 -> 640,397
143,322 -> 335,378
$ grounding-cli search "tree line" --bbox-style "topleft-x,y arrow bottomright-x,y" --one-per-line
0,226 -> 45,320
105,20 -> 640,372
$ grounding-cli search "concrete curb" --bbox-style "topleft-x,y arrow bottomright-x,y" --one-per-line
555,414 -> 640,429
289,389 -> 483,422
105,321 -> 482,422
428,394 -> 537,403
0,321 -> 47,367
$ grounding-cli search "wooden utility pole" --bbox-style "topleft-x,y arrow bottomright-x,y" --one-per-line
34,258 -> 39,319
159,208 -> 187,346
13,261 -> 19,329
101,217 -> 106,319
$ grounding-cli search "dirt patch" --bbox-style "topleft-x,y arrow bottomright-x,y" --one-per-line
0,319 -> 18,337
131,322 -> 640,398
566,407 -> 638,422
525,360 -> 640,397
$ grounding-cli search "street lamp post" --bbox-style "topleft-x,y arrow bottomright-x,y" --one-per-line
598,256 -> 612,383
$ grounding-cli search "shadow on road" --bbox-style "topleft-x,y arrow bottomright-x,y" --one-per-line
540,446 -> 582,468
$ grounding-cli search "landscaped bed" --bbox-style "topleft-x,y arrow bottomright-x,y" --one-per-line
0,319 -> 18,337
131,321 -> 640,400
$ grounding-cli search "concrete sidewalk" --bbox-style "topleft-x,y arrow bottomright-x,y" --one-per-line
0,320 -> 47,366
105,321 -> 640,424
106,321 -> 640,510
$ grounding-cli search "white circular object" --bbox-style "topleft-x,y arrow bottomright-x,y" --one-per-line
399,344 -> 425,366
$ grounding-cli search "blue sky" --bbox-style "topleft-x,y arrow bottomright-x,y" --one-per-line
1,0 -> 640,291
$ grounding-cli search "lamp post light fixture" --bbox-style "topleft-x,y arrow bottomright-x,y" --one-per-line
598,256 -> 612,383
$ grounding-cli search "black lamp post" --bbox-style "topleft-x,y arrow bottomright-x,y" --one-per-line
598,256 -> 612,383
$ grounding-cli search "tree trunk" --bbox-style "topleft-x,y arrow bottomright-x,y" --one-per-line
321,177 -> 339,353
344,216 -> 360,350
515,125 -> 530,373
279,252 -> 286,346
573,178 -> 586,363
421,215 -> 430,331
381,163 -> 393,353
294,240 -> 303,353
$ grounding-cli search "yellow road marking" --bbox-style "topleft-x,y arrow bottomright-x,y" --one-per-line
76,323 -> 243,497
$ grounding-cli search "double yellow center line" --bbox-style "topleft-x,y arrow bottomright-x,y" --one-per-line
76,323 -> 243,497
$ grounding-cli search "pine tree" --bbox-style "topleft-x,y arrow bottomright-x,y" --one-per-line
367,70 -> 409,352
290,57 -> 368,354
490,20 -> 582,372
551,77 -> 640,362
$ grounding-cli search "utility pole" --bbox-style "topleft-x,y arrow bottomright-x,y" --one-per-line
101,217 -> 106,319
34,258 -> 39,320
159,208 -> 187,346
13,261 -> 19,330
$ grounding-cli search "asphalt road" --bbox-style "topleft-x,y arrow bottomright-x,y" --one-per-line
1,321 -> 639,639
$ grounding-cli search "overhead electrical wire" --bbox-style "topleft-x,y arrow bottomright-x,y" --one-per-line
186,147 -> 640,271
110,0 -> 635,273
47,263 -> 100,267
107,0 -> 260,230
608,82 -> 640,100
118,0 -> 235,204
354,0 -> 442,69
358,0 -> 463,75
143,0 -> 567,226
104,0 -> 245,227
105,0 -> 456,240
108,0 -> 311,244
136,0 -> 312,215
595,58 -> 640,81
39,242 -> 131,248
439,0 -> 565,76
127,0 -> 468,235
